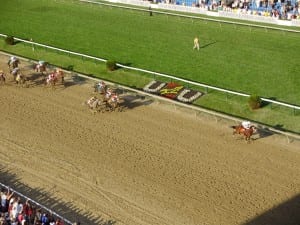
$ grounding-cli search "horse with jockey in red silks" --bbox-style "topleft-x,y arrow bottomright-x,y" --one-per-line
104,88 -> 113,101
107,93 -> 120,111
45,68 -> 64,86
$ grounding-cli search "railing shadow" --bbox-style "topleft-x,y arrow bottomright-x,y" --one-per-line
0,168 -> 117,225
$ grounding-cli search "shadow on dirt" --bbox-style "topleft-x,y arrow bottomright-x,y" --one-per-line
121,94 -> 153,109
0,168 -> 117,225
242,193 -> 300,225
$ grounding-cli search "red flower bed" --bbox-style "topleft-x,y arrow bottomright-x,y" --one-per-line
159,82 -> 184,99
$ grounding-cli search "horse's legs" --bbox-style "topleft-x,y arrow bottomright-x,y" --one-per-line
245,135 -> 251,143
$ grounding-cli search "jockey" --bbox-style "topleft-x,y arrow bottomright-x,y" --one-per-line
38,60 -> 45,66
50,73 -> 55,79
87,96 -> 97,107
10,56 -> 17,63
241,121 -> 251,129
8,56 -> 18,67
96,81 -> 106,92
111,94 -> 119,102
46,73 -> 55,83
105,88 -> 112,99
55,68 -> 62,74
11,67 -> 20,76
99,81 -> 105,88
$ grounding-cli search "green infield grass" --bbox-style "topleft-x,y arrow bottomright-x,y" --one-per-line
0,0 -> 299,133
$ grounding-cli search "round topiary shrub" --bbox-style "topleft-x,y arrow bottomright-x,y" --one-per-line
5,36 -> 15,45
248,94 -> 262,109
106,60 -> 117,71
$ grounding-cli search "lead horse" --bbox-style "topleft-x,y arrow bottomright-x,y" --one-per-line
232,125 -> 257,143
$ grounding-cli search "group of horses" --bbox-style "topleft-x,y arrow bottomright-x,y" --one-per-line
34,61 -> 64,87
85,81 -> 122,112
5,57 -> 27,86
2,57 -> 64,88
3,56 -> 258,140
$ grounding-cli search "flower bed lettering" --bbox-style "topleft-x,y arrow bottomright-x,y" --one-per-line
159,82 -> 184,100
176,88 -> 203,103
143,80 -> 204,103
143,80 -> 166,93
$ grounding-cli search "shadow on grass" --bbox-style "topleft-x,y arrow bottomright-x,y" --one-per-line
200,41 -> 217,49
260,97 -> 277,108
0,168 -> 117,225
120,62 -> 132,67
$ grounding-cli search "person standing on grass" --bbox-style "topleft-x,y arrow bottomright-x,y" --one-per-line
193,37 -> 200,50
149,6 -> 153,16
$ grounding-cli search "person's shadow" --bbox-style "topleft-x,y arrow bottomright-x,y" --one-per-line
201,41 -> 217,49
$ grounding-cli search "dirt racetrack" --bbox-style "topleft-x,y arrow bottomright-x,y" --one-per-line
0,53 -> 300,225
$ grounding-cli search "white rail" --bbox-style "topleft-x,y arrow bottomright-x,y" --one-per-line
0,182 -> 73,224
0,33 -> 299,111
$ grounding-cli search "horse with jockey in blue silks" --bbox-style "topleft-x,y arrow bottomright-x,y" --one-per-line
94,80 -> 107,94
7,56 -> 20,72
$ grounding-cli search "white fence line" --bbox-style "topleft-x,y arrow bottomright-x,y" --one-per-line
81,0 -> 300,30
0,33 -> 299,111
1,49 -> 299,139
0,182 -> 73,224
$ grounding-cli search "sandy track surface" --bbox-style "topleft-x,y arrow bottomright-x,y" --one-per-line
0,54 -> 300,225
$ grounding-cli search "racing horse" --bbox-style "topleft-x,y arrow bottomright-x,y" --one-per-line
45,69 -> 64,87
34,61 -> 48,75
106,94 -> 120,111
86,96 -> 104,112
7,56 -> 20,72
232,124 -> 257,143
11,67 -> 20,81
15,73 -> 27,87
94,81 -> 107,95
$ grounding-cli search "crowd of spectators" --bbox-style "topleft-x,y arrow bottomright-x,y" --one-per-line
0,187 -> 76,225
218,0 -> 299,20
150,0 -> 300,20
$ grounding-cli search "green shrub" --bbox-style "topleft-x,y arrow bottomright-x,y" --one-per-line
106,60 -> 117,71
5,36 -> 15,45
248,94 -> 262,109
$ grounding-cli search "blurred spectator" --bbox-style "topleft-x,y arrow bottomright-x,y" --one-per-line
1,188 -> 14,214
